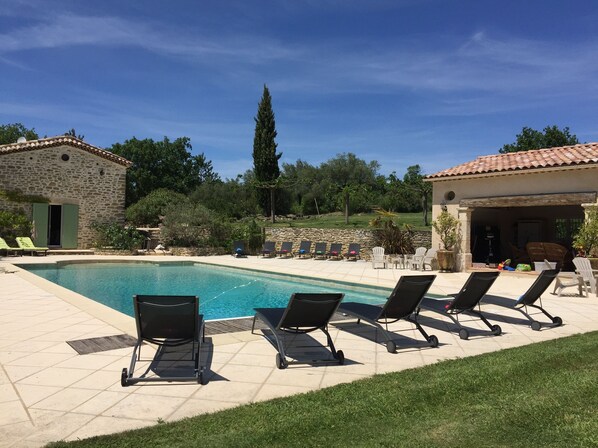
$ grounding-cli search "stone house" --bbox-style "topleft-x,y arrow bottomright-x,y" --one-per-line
426,143 -> 598,271
0,136 -> 131,249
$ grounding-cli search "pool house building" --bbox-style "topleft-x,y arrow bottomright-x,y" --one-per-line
426,143 -> 598,271
0,136 -> 131,249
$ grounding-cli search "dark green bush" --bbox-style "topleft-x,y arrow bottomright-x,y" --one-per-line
0,210 -> 32,244
161,202 -> 231,248
126,188 -> 188,226
231,219 -> 263,253
92,222 -> 145,251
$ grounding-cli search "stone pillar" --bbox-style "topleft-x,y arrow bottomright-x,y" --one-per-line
456,207 -> 473,272
581,202 -> 598,218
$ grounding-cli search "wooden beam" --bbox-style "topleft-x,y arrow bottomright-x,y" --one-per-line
460,192 -> 597,208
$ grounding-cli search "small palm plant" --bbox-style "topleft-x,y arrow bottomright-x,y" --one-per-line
369,209 -> 414,254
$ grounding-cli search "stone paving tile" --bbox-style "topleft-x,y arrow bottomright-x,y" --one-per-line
102,393 -> 187,421
71,390 -> 130,415
14,383 -> 63,407
0,399 -> 31,425
16,366 -> 96,388
253,383 -> 312,402
2,255 -> 598,447
31,387 -> 102,412
64,416 -> 155,442
166,397 -> 239,422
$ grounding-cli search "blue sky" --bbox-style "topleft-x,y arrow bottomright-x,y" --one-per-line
1,0 -> 597,179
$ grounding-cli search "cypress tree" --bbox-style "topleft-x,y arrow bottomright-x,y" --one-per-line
252,85 -> 282,217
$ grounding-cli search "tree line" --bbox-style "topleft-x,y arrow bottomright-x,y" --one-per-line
0,96 -> 580,230
0,120 -> 433,226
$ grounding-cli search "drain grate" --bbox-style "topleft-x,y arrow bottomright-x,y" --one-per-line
67,334 -> 138,355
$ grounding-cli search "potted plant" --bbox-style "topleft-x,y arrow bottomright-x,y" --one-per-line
573,207 -> 598,269
432,210 -> 460,271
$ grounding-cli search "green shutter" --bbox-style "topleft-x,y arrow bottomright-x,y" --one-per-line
32,203 -> 49,247
61,204 -> 79,249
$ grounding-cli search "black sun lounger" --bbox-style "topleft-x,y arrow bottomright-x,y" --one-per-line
294,240 -> 312,258
344,243 -> 361,261
339,275 -> 438,353
420,271 -> 501,340
486,269 -> 562,331
312,242 -> 327,259
327,243 -> 343,260
121,295 -> 205,386
232,240 -> 247,257
261,241 -> 276,257
277,241 -> 293,258
252,293 -> 345,369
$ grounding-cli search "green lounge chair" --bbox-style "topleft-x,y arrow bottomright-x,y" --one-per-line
0,237 -> 23,256
16,237 -> 48,256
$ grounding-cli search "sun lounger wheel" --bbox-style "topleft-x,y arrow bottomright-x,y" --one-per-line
459,329 -> 469,340
276,353 -> 288,369
552,316 -> 563,326
427,335 -> 439,348
491,324 -> 502,336
386,341 -> 396,353
531,321 -> 542,331
121,368 -> 129,387
336,350 -> 345,365
197,371 -> 205,385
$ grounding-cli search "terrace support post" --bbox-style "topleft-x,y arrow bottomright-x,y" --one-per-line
457,206 -> 473,272
582,202 -> 598,219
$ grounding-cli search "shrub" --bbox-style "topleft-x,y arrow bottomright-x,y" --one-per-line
231,219 -> 263,253
92,222 -> 145,251
573,208 -> 598,257
0,210 -> 32,244
369,210 -> 414,254
161,202 -> 231,248
432,210 -> 460,250
125,189 -> 187,226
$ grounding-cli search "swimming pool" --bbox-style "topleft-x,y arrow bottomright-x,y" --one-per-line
20,261 -> 390,320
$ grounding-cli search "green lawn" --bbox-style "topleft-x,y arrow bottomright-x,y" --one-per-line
266,212 -> 431,231
49,331 -> 598,448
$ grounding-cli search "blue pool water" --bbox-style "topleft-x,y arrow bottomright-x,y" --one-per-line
20,261 -> 389,320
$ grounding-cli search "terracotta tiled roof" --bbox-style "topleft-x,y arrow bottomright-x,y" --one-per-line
427,143 -> 598,180
0,136 -> 132,167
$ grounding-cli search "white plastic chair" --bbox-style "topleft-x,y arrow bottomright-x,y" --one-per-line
573,257 -> 598,296
371,246 -> 386,269
422,248 -> 438,271
553,273 -> 586,297
411,247 -> 427,270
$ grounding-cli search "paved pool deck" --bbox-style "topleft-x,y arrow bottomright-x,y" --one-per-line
1,254 -> 597,447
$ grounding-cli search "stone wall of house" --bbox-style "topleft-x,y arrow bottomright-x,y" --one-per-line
0,145 -> 127,248
264,227 -> 431,258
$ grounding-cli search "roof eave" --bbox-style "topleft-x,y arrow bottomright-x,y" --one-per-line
424,163 -> 598,182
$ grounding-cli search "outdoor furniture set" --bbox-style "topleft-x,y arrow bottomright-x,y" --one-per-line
122,268 -> 564,386
371,246 -> 438,271
253,240 -> 362,260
